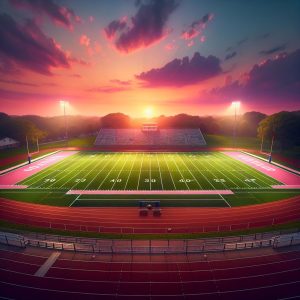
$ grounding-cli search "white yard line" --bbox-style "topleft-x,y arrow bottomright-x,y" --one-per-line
137,153 -> 145,190
68,153 -> 109,191
69,194 -> 80,207
55,154 -> 102,189
84,153 -> 116,190
34,155 -> 88,189
226,152 -> 278,186
110,154 -> 131,190
170,154 -> 190,190
184,153 -> 215,189
97,153 -> 125,189
177,153 -> 203,189
24,153 -> 78,187
215,153 -> 253,189
162,153 -> 176,190
156,153 -> 164,190
204,154 -> 240,189
219,194 -> 231,207
124,153 -> 138,190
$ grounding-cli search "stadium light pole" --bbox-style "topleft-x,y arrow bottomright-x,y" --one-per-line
232,101 -> 241,148
60,100 -> 68,145
260,127 -> 264,153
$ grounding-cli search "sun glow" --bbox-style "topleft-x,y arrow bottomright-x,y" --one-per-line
144,106 -> 154,119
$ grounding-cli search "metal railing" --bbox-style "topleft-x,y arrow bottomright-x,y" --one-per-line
6,214 -> 300,235
1,229 -> 299,254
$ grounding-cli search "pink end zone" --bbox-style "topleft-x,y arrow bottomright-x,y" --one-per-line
0,151 -> 78,186
66,190 -> 234,195
223,151 -> 300,185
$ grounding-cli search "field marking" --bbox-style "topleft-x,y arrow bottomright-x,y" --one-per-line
149,153 -> 152,190
84,153 -> 116,190
19,153 -> 70,186
69,194 -> 80,207
137,153 -> 145,190
66,153 -> 109,191
67,189 -> 234,195
36,153 -> 89,189
219,194 -> 231,207
110,154 -> 132,190
224,152 -> 291,186
203,154 -> 240,189
162,153 -> 176,190
97,153 -> 125,189
23,152 -> 80,187
156,154 -> 164,190
214,152 -> 253,189
176,153 -> 203,189
184,154 -> 215,189
77,197 -> 224,201
124,153 -> 138,190
52,153 -> 99,189
216,152 -> 269,188
170,154 -> 190,190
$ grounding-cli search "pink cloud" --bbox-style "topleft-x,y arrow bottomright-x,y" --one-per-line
181,13 -> 213,47
0,13 -> 83,75
136,52 -> 222,87
210,49 -> 300,106
9,0 -> 81,29
80,34 -> 90,47
104,0 -> 179,54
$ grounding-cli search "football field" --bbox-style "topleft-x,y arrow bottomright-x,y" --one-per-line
19,152 -> 280,191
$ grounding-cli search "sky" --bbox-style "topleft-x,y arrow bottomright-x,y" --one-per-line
0,0 -> 300,117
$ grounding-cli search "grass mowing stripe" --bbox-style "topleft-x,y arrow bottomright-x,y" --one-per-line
162,153 -> 176,190
124,153 -> 138,190
110,153 -> 131,190
221,152 -> 280,186
214,153 -> 252,189
216,152 -> 265,188
84,153 -> 117,190
209,155 -> 242,189
20,153 -> 78,186
52,153 -> 97,189
67,153 -> 109,190
170,153 -> 190,190
156,153 -> 164,190
97,153 -> 125,189
177,153 -> 203,189
184,153 -> 215,189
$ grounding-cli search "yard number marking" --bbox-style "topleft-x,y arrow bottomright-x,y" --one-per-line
44,178 -> 56,183
75,178 -> 86,183
245,178 -> 256,182
110,179 -> 122,182
214,179 -> 226,183
179,179 -> 192,183
144,179 -> 156,183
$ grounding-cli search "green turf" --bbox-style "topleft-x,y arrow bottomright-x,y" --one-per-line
1,151 -> 298,207
19,151 -> 281,191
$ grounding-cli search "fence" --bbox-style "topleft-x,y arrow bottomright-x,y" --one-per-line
6,213 -> 300,234
1,229 -> 300,254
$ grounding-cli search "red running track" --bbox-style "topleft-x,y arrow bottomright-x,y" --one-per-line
0,246 -> 300,299
0,196 -> 300,234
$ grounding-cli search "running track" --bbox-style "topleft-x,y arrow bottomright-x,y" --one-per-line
1,196 -> 300,234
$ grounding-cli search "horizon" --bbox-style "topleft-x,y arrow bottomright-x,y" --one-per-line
0,0 -> 300,117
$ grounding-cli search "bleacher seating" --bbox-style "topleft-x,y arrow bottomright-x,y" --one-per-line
1,245 -> 300,299
94,128 -> 206,147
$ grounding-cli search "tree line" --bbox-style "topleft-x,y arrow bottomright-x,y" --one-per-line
0,111 -> 299,150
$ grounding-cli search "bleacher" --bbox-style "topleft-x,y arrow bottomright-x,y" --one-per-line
94,128 -> 206,147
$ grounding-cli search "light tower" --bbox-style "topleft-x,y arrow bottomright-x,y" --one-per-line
232,101 -> 241,148
60,100 -> 68,145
